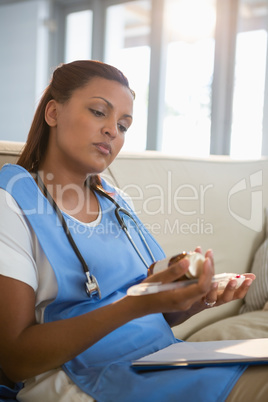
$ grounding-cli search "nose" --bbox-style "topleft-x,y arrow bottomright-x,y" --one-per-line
101,117 -> 118,139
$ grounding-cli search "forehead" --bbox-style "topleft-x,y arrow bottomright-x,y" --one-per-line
74,77 -> 133,107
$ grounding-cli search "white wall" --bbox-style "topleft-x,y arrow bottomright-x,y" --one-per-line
0,0 -> 50,141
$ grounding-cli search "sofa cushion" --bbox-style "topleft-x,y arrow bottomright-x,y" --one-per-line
186,310 -> 268,341
239,208 -> 268,313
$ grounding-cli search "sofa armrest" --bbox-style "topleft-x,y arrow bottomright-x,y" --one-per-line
0,141 -> 24,168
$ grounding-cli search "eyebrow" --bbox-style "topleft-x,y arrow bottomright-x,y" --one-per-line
90,96 -> 133,120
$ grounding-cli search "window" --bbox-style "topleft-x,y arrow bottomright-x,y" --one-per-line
230,2 -> 268,158
65,10 -> 93,63
162,0 -> 216,156
105,1 -> 151,151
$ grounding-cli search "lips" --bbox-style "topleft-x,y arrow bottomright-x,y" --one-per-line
94,142 -> 112,155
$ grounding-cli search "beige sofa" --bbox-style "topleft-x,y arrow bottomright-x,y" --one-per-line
1,140 -> 268,342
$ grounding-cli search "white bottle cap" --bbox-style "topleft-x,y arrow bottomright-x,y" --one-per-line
185,252 -> 205,278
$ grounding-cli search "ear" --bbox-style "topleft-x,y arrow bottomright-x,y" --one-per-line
45,100 -> 58,127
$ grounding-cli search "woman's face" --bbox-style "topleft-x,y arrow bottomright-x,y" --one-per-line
45,77 -> 133,176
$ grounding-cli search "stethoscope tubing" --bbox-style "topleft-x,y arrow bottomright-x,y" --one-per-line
36,174 -> 156,298
98,190 -> 156,268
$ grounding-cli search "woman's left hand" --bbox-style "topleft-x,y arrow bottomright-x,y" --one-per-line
201,272 -> 255,309
165,247 -> 255,326
192,247 -> 255,310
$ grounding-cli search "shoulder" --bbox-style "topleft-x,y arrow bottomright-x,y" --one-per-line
0,187 -> 26,221
0,188 -> 39,291
0,187 -> 34,249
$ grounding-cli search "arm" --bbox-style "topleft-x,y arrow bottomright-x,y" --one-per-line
0,275 -> 148,382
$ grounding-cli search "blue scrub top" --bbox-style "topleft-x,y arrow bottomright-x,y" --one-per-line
0,164 -> 246,402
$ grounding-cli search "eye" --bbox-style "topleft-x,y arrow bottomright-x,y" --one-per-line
118,123 -> 128,133
90,109 -> 105,117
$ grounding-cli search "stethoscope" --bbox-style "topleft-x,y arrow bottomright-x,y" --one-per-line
36,173 -> 156,299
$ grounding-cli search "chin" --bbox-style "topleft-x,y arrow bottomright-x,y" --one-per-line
84,161 -> 110,176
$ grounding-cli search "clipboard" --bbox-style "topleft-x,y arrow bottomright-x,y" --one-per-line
132,339 -> 268,371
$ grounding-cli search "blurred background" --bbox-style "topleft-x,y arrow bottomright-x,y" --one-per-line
1,0 -> 268,159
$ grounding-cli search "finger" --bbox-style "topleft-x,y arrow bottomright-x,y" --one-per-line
217,279 -> 239,303
202,254 -> 214,278
203,282 -> 218,305
232,277 -> 253,300
195,256 -> 214,292
199,256 -> 217,308
204,249 -> 214,272
243,273 -> 256,281
145,257 -> 190,284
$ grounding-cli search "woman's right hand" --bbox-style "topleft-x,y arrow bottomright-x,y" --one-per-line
133,249 -> 215,314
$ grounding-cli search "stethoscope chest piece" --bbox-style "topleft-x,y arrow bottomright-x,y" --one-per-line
85,272 -> 101,299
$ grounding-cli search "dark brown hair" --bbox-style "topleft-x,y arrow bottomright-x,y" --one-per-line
17,60 -> 134,188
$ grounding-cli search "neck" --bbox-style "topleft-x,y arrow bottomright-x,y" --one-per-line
38,162 -> 88,190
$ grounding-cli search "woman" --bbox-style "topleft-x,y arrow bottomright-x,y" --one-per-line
0,60 -> 258,401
